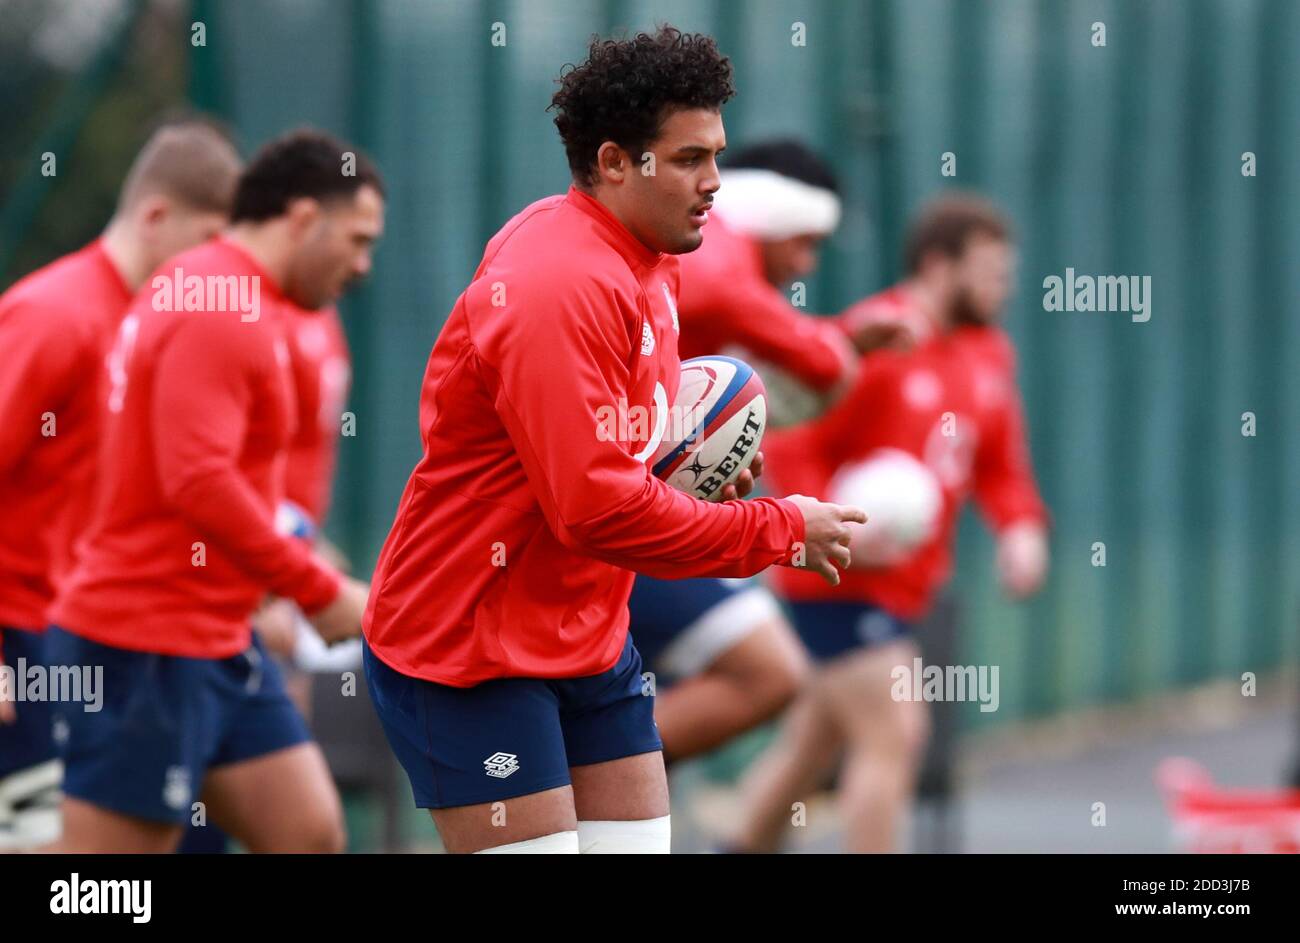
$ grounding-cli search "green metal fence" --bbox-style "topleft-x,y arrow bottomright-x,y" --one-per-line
189,0 -> 1298,725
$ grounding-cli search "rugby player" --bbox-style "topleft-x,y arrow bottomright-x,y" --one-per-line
46,129 -> 381,853
0,120 -> 240,850
731,194 -> 1050,852
362,28 -> 864,854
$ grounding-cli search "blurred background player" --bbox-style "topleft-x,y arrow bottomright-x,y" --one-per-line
178,297 -> 354,854
45,129 -> 380,853
675,138 -> 857,402
0,119 -> 240,851
632,139 -> 910,763
628,571 -> 807,764
361,27 -> 864,855
730,193 -> 1050,852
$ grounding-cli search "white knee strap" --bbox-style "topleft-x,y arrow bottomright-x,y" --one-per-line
577,815 -> 671,854
474,830 -> 579,854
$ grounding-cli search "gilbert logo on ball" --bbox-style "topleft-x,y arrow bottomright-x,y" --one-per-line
651,356 -> 767,502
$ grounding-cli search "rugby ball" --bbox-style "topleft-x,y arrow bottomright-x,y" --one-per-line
650,356 -> 767,502
828,448 -> 942,565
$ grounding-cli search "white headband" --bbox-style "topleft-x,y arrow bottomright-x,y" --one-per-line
710,168 -> 842,240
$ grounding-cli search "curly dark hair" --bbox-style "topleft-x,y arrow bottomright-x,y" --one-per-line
550,26 -> 735,187
231,128 -> 384,223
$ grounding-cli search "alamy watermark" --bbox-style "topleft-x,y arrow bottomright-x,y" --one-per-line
890,657 -> 999,713
1042,268 -> 1150,322
50,873 -> 151,923
151,266 -> 261,322
0,659 -> 103,712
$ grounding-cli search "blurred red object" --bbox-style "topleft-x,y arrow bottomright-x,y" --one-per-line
1157,757 -> 1300,854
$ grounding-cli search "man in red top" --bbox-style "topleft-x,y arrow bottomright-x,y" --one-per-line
175,300 -> 355,855
733,194 -> 1050,852
46,129 -> 381,853
362,27 -> 864,854
0,120 -> 240,850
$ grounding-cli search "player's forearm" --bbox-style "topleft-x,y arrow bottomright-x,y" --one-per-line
754,335 -> 846,393
974,454 -> 1049,531
165,469 -> 342,612
561,485 -> 805,578
976,476 -> 1049,530
736,304 -> 850,394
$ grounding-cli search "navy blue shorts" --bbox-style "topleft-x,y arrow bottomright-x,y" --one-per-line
44,626 -> 311,825
363,633 -> 661,810
0,626 -> 57,779
629,576 -> 782,681
787,601 -> 914,662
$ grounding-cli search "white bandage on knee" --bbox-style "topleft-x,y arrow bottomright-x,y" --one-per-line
474,830 -> 579,854
577,815 -> 671,854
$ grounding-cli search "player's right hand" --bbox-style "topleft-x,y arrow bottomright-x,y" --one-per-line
307,576 -> 370,645
783,494 -> 869,586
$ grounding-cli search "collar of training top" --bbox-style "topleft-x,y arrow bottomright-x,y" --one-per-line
212,234 -> 288,301
709,168 -> 841,241
565,185 -> 666,271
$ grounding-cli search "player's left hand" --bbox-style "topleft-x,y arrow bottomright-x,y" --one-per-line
721,450 -> 763,501
997,521 -> 1049,599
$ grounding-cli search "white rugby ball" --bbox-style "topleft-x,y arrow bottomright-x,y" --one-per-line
829,448 -> 942,564
650,356 -> 767,502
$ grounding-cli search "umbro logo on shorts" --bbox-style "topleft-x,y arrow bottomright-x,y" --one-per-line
483,752 -> 520,779
162,765 -> 191,810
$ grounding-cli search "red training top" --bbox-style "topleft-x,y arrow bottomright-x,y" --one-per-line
51,238 -> 342,657
765,287 -> 1047,620
363,188 -> 805,686
0,241 -> 132,634
283,304 -> 351,523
